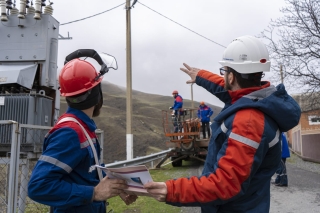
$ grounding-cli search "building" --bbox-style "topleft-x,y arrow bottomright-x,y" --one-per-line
289,93 -> 320,163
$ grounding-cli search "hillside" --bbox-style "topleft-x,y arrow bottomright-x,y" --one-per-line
60,82 -> 222,164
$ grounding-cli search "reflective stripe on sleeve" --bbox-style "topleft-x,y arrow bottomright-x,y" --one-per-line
80,141 -> 90,149
229,132 -> 259,149
80,138 -> 97,149
221,122 -> 228,133
269,130 -> 280,148
39,155 -> 72,173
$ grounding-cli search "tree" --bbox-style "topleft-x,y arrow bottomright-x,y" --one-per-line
261,0 -> 320,110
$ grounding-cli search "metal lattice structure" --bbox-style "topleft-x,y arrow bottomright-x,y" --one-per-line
0,120 -> 104,213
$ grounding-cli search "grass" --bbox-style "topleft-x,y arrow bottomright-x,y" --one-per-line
107,163 -> 191,213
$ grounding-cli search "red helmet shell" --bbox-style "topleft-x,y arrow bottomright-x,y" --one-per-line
172,90 -> 178,94
59,59 -> 103,97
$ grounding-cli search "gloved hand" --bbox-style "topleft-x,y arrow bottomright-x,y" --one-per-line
169,107 -> 173,110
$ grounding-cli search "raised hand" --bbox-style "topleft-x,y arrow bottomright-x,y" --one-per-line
180,63 -> 201,84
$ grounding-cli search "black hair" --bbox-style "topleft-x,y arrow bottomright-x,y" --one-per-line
228,67 -> 263,88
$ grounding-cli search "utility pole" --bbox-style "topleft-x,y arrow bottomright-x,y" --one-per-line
191,83 -> 194,109
126,0 -> 133,160
191,83 -> 194,118
280,65 -> 284,84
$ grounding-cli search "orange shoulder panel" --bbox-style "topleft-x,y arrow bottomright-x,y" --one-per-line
198,70 -> 225,88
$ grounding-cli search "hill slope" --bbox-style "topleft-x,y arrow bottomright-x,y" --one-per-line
60,82 -> 222,163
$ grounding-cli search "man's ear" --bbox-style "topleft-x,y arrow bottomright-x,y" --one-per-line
228,72 -> 235,85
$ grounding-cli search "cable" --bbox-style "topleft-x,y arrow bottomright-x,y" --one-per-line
60,2 -> 126,26
138,1 -> 226,48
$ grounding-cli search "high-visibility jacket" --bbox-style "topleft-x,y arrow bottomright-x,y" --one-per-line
197,105 -> 213,122
165,70 -> 301,213
281,133 -> 290,158
28,107 -> 106,213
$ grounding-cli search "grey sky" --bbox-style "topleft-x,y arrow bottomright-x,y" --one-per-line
54,0 -> 286,107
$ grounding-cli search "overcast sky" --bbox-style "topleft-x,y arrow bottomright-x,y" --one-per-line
53,0 -> 287,107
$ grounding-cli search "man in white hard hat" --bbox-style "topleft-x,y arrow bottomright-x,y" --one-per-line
144,36 -> 301,213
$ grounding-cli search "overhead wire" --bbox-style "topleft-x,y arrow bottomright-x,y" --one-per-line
59,1 -> 226,48
60,2 -> 126,26
138,1 -> 226,48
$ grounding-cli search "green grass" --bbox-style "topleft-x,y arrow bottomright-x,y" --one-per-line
107,163 -> 191,213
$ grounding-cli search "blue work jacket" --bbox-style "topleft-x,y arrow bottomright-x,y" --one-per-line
28,107 -> 106,213
281,133 -> 290,158
197,105 -> 213,122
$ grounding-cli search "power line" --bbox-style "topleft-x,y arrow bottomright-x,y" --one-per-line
59,1 -> 226,48
60,2 -> 126,26
138,1 -> 226,48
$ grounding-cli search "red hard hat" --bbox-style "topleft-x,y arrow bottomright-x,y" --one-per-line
172,90 -> 178,94
59,59 -> 103,97
200,101 -> 205,105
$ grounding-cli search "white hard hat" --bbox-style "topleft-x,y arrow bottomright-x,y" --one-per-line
219,35 -> 270,74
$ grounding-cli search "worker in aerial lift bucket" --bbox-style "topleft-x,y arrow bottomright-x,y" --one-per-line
144,35 -> 301,213
169,90 -> 184,133
28,49 -> 137,213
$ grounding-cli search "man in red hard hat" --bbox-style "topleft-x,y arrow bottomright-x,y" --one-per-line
169,90 -> 183,133
28,50 -> 137,213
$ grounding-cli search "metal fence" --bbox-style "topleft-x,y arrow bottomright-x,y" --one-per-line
0,121 -> 51,213
0,121 -> 105,213
0,120 -> 168,213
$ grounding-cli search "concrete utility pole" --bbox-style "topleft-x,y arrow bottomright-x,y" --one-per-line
191,83 -> 194,109
126,0 -> 133,160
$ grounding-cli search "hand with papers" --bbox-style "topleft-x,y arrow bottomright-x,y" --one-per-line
143,181 -> 167,202
94,165 -> 154,196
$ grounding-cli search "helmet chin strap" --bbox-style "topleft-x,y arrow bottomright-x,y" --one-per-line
66,84 -> 101,110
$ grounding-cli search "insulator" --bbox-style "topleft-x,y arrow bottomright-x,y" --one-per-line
18,0 -> 26,19
0,0 -> 8,21
26,5 -> 34,14
43,3 -> 52,15
6,0 -> 12,9
33,0 -> 41,20
10,4 -> 18,14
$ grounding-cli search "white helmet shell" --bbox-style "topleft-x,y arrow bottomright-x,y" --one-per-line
219,35 -> 270,74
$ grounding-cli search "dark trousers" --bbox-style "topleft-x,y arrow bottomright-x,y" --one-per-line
173,115 -> 181,133
275,158 -> 288,186
201,122 -> 210,139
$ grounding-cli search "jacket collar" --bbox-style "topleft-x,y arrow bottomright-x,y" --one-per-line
66,107 -> 97,132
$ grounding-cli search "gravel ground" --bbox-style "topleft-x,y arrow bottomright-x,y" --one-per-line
286,151 -> 320,174
178,152 -> 320,213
